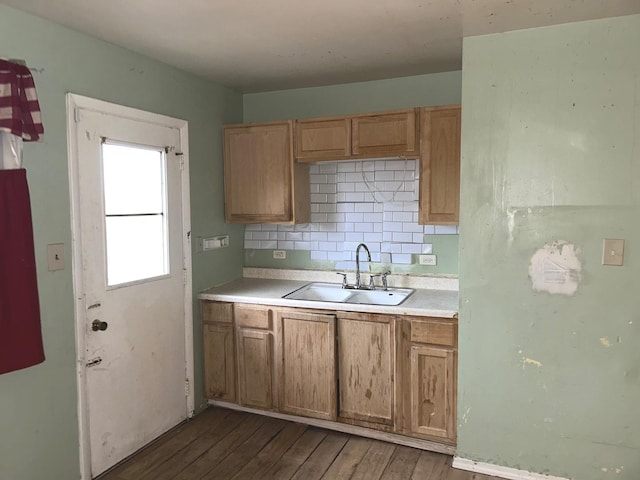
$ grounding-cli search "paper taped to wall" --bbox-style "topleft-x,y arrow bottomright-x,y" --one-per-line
529,240 -> 582,295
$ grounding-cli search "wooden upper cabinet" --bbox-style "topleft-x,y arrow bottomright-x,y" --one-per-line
277,309 -> 337,421
352,109 -> 419,158
294,109 -> 419,162
337,313 -> 395,428
419,106 -> 461,225
295,118 -> 351,161
223,121 -> 310,224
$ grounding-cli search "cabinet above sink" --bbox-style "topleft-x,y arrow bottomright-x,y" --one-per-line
222,104 -> 461,225
295,109 -> 419,162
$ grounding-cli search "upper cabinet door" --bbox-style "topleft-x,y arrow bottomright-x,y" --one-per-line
352,109 -> 419,158
224,121 -> 310,224
419,106 -> 461,225
295,118 -> 351,162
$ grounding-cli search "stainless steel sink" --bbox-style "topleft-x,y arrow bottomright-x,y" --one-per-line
283,282 -> 414,306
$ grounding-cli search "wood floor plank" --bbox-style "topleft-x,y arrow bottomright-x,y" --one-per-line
261,428 -> 328,479
172,413 -> 269,480
290,432 -> 349,480
141,409 -> 249,480
101,408 -> 227,480
411,450 -> 452,479
230,422 -> 309,480
380,445 -> 422,479
199,417 -> 288,480
320,437 -> 373,480
98,408 -> 472,480
350,440 -> 396,480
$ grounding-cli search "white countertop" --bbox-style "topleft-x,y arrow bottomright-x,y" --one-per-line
198,277 -> 458,318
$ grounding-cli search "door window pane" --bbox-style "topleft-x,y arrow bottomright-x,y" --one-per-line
102,142 -> 168,286
103,144 -> 165,215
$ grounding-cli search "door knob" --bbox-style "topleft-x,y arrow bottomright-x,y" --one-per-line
92,319 -> 108,331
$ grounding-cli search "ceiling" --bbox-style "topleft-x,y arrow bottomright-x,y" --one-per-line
3,0 -> 639,93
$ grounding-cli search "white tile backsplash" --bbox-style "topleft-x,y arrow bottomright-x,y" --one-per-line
244,159 -> 458,266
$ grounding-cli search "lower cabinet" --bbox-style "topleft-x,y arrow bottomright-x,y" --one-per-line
337,312 -> 395,428
202,301 -> 235,402
235,304 -> 275,410
277,309 -> 337,421
400,316 -> 458,443
201,301 -> 457,448
408,345 -> 456,440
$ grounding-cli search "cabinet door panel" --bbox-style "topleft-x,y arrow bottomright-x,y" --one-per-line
338,315 -> 394,426
419,107 -> 461,225
352,110 -> 418,158
279,311 -> 337,420
409,345 -> 456,441
295,118 -> 351,161
203,324 -> 235,401
237,329 -> 273,409
224,122 -> 294,223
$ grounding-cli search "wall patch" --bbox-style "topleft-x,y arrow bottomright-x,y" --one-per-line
529,241 -> 582,295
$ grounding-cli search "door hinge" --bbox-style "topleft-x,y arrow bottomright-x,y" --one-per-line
74,107 -> 82,123
183,269 -> 188,285
185,378 -> 190,397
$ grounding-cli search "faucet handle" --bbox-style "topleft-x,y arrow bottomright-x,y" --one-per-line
336,272 -> 348,288
368,273 -> 382,290
381,270 -> 391,291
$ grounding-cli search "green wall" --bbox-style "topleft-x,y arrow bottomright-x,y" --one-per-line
244,70 -> 461,121
458,15 -> 640,480
0,5 -> 243,480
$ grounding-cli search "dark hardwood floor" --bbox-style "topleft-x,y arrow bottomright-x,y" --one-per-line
99,407 -> 499,480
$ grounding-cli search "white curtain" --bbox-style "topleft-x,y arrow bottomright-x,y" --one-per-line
0,131 -> 23,169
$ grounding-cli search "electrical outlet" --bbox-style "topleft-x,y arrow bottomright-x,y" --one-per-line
419,254 -> 437,266
202,235 -> 229,251
273,250 -> 286,259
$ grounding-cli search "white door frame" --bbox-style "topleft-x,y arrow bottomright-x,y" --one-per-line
66,93 -> 194,480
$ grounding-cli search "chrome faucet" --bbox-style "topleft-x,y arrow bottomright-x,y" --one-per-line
355,243 -> 371,289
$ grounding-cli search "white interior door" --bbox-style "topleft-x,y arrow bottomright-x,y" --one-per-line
71,103 -> 190,477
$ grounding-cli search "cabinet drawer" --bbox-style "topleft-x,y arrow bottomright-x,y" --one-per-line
235,304 -> 272,329
202,301 -> 233,324
411,319 -> 456,347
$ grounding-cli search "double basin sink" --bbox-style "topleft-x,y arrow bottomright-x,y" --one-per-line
283,282 -> 414,306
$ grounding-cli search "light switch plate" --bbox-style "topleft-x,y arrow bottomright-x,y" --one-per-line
47,243 -> 65,271
602,238 -> 624,266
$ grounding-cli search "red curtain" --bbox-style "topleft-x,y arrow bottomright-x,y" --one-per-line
0,168 -> 45,374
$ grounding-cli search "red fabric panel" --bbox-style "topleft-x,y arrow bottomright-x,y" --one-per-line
0,59 -> 45,141
0,168 -> 45,374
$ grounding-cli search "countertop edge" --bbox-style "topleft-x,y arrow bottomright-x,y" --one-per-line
198,277 -> 458,319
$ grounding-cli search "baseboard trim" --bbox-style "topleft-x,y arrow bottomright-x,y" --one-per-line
209,400 -> 456,455
452,457 -> 571,480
